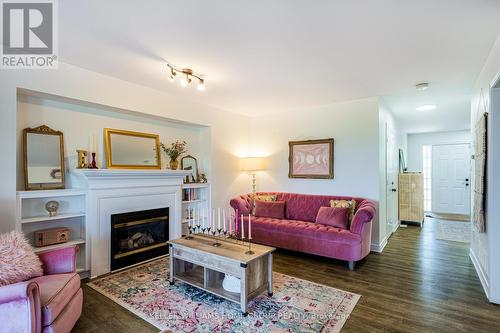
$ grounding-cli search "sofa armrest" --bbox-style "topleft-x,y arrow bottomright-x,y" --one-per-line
0,281 -> 41,333
229,194 -> 253,216
37,245 -> 78,275
350,199 -> 376,234
0,280 -> 39,304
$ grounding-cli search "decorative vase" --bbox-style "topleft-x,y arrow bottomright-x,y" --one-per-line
169,159 -> 179,170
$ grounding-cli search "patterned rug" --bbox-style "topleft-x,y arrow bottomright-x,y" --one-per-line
435,219 -> 471,243
87,258 -> 360,333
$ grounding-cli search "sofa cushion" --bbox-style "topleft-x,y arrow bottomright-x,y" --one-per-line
330,199 -> 356,222
316,207 -> 349,229
0,230 -> 43,286
251,194 -> 277,214
32,273 -> 80,326
254,200 -> 286,219
247,216 -> 361,246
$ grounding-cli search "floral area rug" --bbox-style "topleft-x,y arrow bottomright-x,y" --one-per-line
87,258 -> 360,333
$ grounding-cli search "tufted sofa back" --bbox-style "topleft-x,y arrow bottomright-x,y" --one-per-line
231,192 -> 369,222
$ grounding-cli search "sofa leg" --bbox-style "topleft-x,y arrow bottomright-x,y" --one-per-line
348,261 -> 355,271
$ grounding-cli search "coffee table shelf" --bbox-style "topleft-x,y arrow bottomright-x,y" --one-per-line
168,235 -> 275,315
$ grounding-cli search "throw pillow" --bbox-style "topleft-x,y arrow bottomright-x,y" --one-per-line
0,230 -> 43,286
316,206 -> 350,229
254,200 -> 286,219
251,194 -> 277,214
330,199 -> 357,221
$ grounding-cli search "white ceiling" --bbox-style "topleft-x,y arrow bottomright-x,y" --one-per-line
58,0 -> 500,133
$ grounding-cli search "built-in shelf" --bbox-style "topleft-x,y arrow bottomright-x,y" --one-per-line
17,189 -> 86,199
32,238 -> 85,253
182,199 -> 206,204
21,212 -> 86,224
182,183 -> 210,189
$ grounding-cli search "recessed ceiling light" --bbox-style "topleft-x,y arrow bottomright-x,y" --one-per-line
416,104 -> 437,111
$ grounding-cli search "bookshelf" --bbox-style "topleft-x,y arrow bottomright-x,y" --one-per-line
16,189 -> 89,276
181,183 -> 211,236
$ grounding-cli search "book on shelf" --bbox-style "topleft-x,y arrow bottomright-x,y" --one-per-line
183,188 -> 200,201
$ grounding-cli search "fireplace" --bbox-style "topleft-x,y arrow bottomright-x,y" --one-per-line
110,207 -> 169,271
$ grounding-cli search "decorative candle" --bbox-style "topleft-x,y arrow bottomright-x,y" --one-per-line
223,209 -> 227,232
212,209 -> 216,230
241,214 -> 245,239
218,207 -> 221,230
229,209 -> 233,235
248,213 -> 252,239
198,207 -> 201,226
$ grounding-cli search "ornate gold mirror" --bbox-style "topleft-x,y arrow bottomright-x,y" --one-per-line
23,125 -> 65,190
104,128 -> 161,169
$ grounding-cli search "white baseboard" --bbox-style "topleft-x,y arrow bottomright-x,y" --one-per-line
370,234 -> 389,253
469,248 -> 490,300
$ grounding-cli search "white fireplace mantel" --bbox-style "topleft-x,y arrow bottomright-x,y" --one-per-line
70,168 -> 191,277
71,169 -> 191,189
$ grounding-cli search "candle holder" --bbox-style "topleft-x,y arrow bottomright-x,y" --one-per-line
245,239 -> 255,255
185,224 -> 194,240
88,152 -> 98,169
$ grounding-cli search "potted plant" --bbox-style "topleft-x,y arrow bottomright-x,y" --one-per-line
161,140 -> 187,170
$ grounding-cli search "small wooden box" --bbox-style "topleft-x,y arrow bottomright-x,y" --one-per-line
34,227 -> 70,247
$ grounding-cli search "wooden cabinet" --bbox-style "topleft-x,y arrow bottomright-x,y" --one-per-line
398,173 -> 424,226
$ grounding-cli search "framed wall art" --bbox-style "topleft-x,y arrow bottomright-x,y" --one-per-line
288,138 -> 334,179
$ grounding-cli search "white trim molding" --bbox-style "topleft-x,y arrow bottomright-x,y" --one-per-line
470,248 -> 490,300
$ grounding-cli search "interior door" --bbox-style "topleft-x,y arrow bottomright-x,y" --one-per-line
386,125 -> 398,231
432,144 -> 471,215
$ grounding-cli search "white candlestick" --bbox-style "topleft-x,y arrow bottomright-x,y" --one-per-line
212,209 -> 216,230
248,213 -> 252,239
218,207 -> 221,230
223,209 -> 227,232
241,214 -> 245,239
198,207 -> 201,227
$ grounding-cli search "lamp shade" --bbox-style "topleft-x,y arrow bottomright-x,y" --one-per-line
242,157 -> 266,171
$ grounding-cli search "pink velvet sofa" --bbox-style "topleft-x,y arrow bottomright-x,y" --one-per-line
230,192 -> 376,270
0,246 -> 83,333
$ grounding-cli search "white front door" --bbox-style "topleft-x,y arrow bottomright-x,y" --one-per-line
432,144 -> 471,215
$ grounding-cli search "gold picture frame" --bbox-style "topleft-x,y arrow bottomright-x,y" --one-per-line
288,138 -> 334,179
104,128 -> 161,169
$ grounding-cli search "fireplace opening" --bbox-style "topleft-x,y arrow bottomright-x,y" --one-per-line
111,207 -> 169,271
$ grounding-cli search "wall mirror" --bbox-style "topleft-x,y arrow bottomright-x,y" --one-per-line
104,128 -> 161,169
23,125 -> 65,190
181,155 -> 199,182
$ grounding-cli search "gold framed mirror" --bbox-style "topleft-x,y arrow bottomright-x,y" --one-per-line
104,128 -> 161,169
23,125 -> 65,190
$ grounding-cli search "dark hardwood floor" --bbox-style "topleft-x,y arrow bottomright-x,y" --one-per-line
73,219 -> 500,332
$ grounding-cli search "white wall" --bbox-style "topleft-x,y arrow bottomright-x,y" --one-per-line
248,97 -> 386,248
378,100 -> 406,249
470,33 -> 500,304
0,62 -> 251,233
16,93 -> 205,190
406,130 -> 471,172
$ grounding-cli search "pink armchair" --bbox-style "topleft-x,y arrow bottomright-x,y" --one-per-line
0,246 -> 83,333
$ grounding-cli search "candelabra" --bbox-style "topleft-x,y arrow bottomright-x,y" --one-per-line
185,223 -> 194,240
245,238 -> 254,255
212,227 -> 221,247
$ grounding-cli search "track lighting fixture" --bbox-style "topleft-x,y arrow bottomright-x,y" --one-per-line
167,63 -> 205,91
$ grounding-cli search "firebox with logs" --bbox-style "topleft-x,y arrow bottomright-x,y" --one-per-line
111,207 -> 169,271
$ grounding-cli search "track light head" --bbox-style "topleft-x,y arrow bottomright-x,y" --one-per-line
197,79 -> 205,91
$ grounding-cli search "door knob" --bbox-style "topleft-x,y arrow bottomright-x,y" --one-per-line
391,189 -> 397,192
465,178 -> 469,181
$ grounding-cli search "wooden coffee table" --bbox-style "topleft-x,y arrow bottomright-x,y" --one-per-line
168,235 -> 275,315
